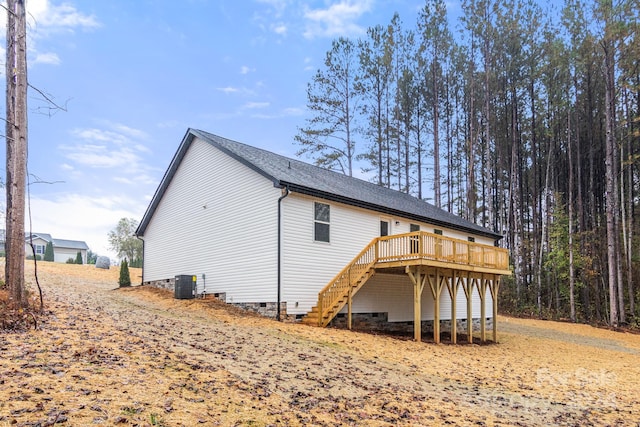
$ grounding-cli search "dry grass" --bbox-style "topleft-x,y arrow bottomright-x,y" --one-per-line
1,261 -> 639,426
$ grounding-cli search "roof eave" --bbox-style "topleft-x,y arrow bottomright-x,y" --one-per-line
281,182 -> 503,241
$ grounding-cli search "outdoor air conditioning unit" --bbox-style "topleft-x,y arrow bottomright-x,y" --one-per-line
174,275 -> 196,299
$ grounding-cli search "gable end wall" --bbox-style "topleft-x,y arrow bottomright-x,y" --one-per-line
141,137 -> 281,302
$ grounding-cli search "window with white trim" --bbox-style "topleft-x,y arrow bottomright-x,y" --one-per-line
314,202 -> 330,242
380,220 -> 389,237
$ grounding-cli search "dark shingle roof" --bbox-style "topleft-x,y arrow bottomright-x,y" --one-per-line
137,128 -> 502,240
52,239 -> 89,250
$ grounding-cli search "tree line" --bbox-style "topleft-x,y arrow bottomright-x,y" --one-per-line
296,0 -> 640,326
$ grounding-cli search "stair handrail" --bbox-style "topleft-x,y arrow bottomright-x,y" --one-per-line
314,231 -> 510,326
317,237 -> 379,325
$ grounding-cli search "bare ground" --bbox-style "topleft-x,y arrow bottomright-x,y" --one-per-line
1,262 -> 639,426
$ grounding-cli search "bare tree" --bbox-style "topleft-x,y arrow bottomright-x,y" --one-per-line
5,0 -> 28,309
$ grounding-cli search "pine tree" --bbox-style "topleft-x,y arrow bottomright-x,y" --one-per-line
119,259 -> 131,287
295,37 -> 361,176
75,251 -> 83,265
44,241 -> 54,262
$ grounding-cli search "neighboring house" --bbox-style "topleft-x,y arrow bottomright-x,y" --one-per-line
137,129 -> 511,342
24,232 -> 89,264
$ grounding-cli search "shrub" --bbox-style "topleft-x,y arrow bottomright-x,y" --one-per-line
75,251 -> 83,265
27,255 -> 42,261
66,257 -> 75,264
44,242 -> 54,262
119,259 -> 131,287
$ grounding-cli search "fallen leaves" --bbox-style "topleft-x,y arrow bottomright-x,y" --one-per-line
0,262 -> 639,426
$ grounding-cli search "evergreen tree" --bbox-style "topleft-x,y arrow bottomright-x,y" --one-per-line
75,251 -> 83,265
295,37 -> 361,176
118,259 -> 131,287
86,250 -> 98,265
44,241 -> 54,262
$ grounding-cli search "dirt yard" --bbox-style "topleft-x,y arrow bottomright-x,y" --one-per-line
1,262 -> 639,426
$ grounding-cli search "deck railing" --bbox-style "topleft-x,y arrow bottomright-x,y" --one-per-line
376,231 -> 510,270
314,231 -> 509,326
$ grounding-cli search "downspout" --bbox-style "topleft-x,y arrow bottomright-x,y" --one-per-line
277,185 -> 290,321
136,235 -> 144,286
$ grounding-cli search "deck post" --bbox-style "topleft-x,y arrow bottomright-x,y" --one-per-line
446,271 -> 459,344
428,269 -> 445,344
479,274 -> 487,342
490,275 -> 500,342
406,266 -> 426,342
347,286 -> 352,330
463,274 -> 474,344
347,268 -> 352,330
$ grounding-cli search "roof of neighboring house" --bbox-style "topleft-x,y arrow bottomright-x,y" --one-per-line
137,128 -> 502,240
22,232 -> 88,250
26,233 -> 53,243
52,239 -> 90,250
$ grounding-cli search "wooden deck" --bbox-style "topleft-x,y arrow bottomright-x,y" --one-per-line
302,231 -> 511,343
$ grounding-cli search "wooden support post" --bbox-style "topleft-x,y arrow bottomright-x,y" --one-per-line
445,271 -> 459,344
489,275 -> 501,342
347,286 -> 352,330
479,274 -> 487,342
428,269 -> 445,344
406,266 -> 426,342
462,273 -> 474,344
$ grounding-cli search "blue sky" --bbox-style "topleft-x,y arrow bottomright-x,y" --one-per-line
2,0 -> 466,258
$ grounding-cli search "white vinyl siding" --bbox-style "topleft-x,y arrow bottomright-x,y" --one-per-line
281,194 -> 495,317
142,137 -> 280,303
339,273 -> 493,322
142,136 -> 497,320
54,248 -> 86,264
25,238 -> 48,258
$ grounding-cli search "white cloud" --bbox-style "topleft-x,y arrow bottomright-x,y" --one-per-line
215,86 -> 257,96
217,86 -> 239,94
273,23 -> 287,35
33,51 -> 60,65
240,65 -> 252,74
63,144 -> 140,169
27,193 -> 147,258
0,1 -> 101,67
61,124 -> 154,177
255,0 -> 289,18
243,101 -> 270,109
27,0 -> 101,35
250,106 -> 304,119
303,0 -> 373,39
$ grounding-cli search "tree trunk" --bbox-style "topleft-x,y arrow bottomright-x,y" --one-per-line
568,112 -> 576,322
5,0 -> 28,309
603,39 -> 619,326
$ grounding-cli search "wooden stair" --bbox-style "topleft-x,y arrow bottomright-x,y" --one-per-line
301,231 -> 511,328
302,239 -> 378,327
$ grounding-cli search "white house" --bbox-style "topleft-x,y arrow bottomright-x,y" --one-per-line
25,232 -> 89,264
136,129 -> 510,343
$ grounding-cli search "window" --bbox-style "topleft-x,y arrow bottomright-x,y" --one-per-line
314,202 -> 330,242
468,236 -> 475,243
380,220 -> 389,237
410,224 -> 420,254
35,244 -> 45,254
434,229 -> 443,235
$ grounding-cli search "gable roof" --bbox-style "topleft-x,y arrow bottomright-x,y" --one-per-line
26,232 -> 53,243
52,239 -> 90,250
22,233 -> 88,250
137,128 -> 502,240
